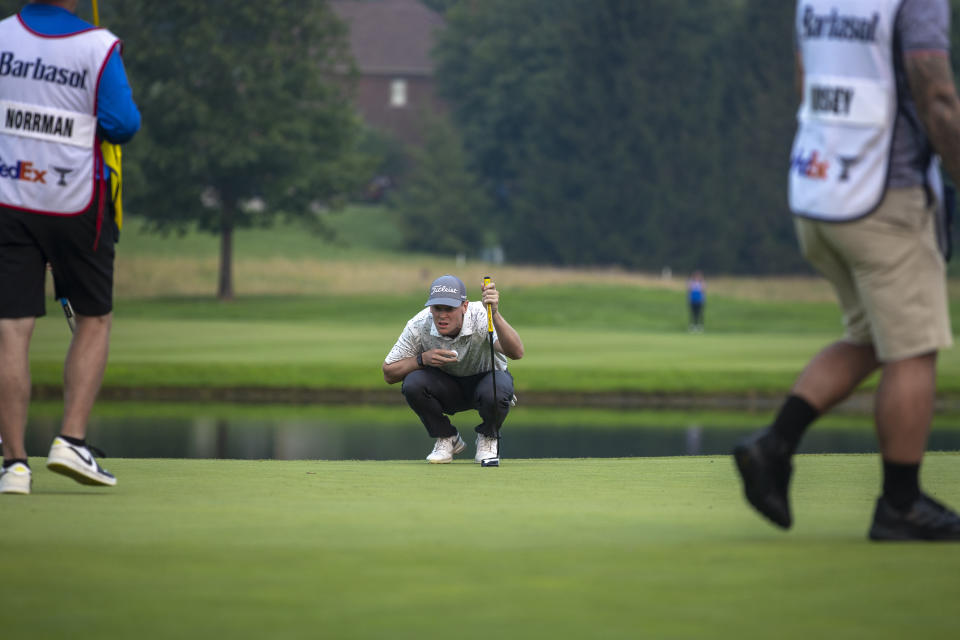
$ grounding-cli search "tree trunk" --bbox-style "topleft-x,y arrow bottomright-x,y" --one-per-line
217,201 -> 235,300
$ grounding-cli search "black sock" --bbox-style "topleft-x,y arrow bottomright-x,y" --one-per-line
882,460 -> 920,511
59,435 -> 86,447
768,395 -> 819,455
2,458 -> 29,470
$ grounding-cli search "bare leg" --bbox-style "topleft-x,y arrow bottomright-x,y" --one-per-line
0,317 -> 36,461
61,313 -> 112,439
866,352 -> 960,540
735,340 -> 881,529
791,340 -> 880,412
874,352 -> 936,464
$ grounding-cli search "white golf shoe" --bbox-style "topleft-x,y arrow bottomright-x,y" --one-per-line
475,434 -> 499,463
46,437 -> 117,486
426,434 -> 466,464
0,462 -> 32,495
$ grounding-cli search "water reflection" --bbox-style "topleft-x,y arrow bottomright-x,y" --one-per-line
22,408 -> 960,460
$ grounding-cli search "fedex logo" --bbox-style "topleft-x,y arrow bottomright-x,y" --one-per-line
791,150 -> 829,180
0,159 -> 46,183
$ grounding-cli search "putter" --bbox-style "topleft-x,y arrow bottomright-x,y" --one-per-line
480,276 -> 500,467
59,297 -> 76,334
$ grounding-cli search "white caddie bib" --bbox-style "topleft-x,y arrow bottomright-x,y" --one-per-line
789,0 -> 903,220
0,14 -> 118,215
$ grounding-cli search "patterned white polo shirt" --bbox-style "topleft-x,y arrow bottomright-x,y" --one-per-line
385,301 -> 508,375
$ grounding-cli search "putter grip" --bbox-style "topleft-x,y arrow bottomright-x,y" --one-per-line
483,276 -> 493,332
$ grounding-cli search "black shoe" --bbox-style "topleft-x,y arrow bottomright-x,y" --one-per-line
868,493 -> 960,541
732,429 -> 793,529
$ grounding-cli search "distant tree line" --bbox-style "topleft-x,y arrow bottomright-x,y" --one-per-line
402,0 -> 960,274
419,0 -> 801,273
4,0 -> 960,280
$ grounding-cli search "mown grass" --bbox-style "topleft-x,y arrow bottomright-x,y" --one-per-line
12,214 -> 960,640
114,212 -> 846,300
29,314 -> 863,392
3,454 -> 959,639
27,288 -> 960,393
113,209 -> 960,299
118,205 -> 407,259
106,287 -> 841,333
21,212 -> 959,395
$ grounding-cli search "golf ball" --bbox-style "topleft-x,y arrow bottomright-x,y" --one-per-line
451,350 -> 459,360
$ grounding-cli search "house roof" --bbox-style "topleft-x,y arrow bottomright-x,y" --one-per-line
330,0 -> 446,76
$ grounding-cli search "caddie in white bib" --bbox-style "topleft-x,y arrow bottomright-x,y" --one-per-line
0,14 -> 119,215
789,0 -> 904,220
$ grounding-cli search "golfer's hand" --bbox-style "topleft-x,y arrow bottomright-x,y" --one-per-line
482,281 -> 500,315
424,349 -> 458,366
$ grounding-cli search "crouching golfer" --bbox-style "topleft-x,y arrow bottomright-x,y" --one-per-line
383,275 -> 524,463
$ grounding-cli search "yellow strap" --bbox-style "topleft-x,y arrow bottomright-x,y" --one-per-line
91,1 -> 123,230
101,141 -> 123,229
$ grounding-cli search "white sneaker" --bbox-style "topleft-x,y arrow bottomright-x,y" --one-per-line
475,433 -> 499,463
0,462 -> 32,495
46,437 -> 117,487
426,434 -> 466,464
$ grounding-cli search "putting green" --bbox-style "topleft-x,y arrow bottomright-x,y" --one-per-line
3,454 -> 959,638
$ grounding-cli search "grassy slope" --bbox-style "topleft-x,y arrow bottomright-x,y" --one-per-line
27,291 -> 960,393
31,316 -> 845,392
4,454 -> 959,639
118,205 -> 408,258
13,217 -> 960,638
23,212 -> 959,394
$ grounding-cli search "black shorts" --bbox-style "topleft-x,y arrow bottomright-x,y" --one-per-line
0,198 -> 116,318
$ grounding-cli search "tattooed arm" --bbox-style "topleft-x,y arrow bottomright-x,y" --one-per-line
905,51 -> 960,184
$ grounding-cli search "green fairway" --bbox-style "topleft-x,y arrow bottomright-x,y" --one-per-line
118,205 -> 407,259
12,217 -> 959,638
25,311 -> 960,394
4,455 -> 959,639
11,213 -> 936,398
28,316 -> 834,392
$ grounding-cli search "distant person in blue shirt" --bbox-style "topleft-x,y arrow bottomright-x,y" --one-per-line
0,0 -> 141,495
687,270 -> 705,333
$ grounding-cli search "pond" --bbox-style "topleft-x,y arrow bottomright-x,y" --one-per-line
21,402 -> 960,460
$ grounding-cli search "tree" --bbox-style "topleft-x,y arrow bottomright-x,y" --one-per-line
714,0 -> 805,274
436,0 -> 732,269
390,114 -> 493,255
433,0 -> 807,273
419,0 -> 460,15
0,1 -> 24,15
434,0 -> 560,210
104,0 -> 371,298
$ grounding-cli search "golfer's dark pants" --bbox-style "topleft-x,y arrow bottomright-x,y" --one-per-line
401,368 -> 514,438
690,302 -> 704,326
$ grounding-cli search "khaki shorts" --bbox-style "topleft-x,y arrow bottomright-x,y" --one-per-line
794,187 -> 952,362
